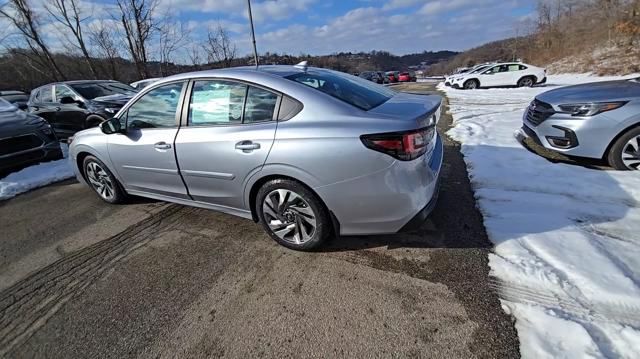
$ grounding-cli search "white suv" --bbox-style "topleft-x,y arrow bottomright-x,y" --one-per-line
449,62 -> 546,90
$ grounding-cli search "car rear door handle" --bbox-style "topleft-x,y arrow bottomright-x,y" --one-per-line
55,107 -> 61,111
154,142 -> 172,150
235,141 -> 260,151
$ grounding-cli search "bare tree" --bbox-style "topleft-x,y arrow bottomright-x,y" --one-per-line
205,24 -> 237,68
89,19 -> 121,80
157,15 -> 190,76
116,0 -> 158,79
44,0 -> 99,78
0,0 -> 66,80
187,42 -> 203,70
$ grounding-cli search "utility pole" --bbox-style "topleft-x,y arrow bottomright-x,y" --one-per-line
247,0 -> 259,69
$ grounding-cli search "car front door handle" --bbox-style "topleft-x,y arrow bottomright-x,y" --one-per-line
154,142 -> 172,150
235,141 -> 260,151
55,107 -> 61,111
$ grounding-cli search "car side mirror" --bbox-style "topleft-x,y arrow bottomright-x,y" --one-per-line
100,117 -> 124,135
59,96 -> 78,105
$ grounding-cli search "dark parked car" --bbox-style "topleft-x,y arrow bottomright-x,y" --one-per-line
28,80 -> 137,139
0,91 -> 29,110
377,71 -> 390,84
0,98 -> 62,174
358,71 -> 383,84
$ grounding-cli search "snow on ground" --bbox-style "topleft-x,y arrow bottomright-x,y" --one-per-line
440,74 -> 640,358
0,144 -> 74,201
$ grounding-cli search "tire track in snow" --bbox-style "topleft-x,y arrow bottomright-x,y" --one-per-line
489,277 -> 640,328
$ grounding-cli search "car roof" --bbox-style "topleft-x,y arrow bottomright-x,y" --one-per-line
0,90 -> 26,95
34,80 -> 121,90
159,65 -> 341,84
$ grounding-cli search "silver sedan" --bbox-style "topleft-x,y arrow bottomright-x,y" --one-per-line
69,65 -> 443,250
517,77 -> 640,170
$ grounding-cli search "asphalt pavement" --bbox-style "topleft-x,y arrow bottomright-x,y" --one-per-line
0,82 -> 520,358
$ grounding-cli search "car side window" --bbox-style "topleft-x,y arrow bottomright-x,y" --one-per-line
54,85 -> 78,102
189,80 -> 247,125
244,86 -> 278,123
39,86 -> 53,102
508,64 -> 521,72
127,82 -> 183,129
484,66 -> 499,74
519,65 -> 528,70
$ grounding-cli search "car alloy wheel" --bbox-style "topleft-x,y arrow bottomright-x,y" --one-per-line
86,161 -> 116,200
464,80 -> 478,90
519,77 -> 534,87
262,189 -> 317,245
621,135 -> 640,170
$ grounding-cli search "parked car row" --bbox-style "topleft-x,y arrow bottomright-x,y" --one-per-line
357,70 -> 417,84
444,62 -> 546,89
0,77 -> 161,174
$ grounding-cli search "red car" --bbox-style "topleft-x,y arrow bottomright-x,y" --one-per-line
398,72 -> 412,82
385,71 -> 398,83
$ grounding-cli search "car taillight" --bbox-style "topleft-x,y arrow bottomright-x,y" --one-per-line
361,126 -> 435,161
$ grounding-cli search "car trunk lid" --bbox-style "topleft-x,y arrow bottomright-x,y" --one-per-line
368,92 -> 441,129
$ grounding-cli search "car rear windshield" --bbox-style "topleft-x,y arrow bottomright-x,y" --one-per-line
70,82 -> 137,100
285,70 -> 395,111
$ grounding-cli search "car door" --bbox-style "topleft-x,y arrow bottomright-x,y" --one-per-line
54,84 -> 88,134
29,86 -> 58,126
174,79 -> 279,209
107,81 -> 189,199
479,65 -> 503,87
506,64 -> 524,85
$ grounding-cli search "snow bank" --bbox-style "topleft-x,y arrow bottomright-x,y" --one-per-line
0,144 -> 74,201
440,74 -> 640,358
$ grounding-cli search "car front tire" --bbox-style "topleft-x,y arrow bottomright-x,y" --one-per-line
607,127 -> 640,170
83,155 -> 127,203
256,179 -> 332,251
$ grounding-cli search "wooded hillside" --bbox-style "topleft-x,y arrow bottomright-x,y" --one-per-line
428,0 -> 640,75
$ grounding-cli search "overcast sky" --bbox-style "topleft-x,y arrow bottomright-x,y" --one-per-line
2,0 -> 538,59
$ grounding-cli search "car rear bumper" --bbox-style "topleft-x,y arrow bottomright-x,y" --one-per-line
316,133 -> 443,235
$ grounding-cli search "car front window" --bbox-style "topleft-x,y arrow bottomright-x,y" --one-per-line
285,70 -> 395,111
70,82 -> 137,100
126,82 -> 183,129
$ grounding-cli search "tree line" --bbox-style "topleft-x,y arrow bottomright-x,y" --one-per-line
0,0 -> 241,90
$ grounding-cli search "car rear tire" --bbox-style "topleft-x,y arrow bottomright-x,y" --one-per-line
517,76 -> 535,88
607,127 -> 640,170
83,155 -> 127,203
463,79 -> 479,90
256,179 -> 331,251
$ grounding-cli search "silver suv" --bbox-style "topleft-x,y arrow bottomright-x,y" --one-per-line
517,78 -> 640,170
69,65 -> 443,250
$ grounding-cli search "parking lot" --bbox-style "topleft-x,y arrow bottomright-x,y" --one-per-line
0,82 -> 520,358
